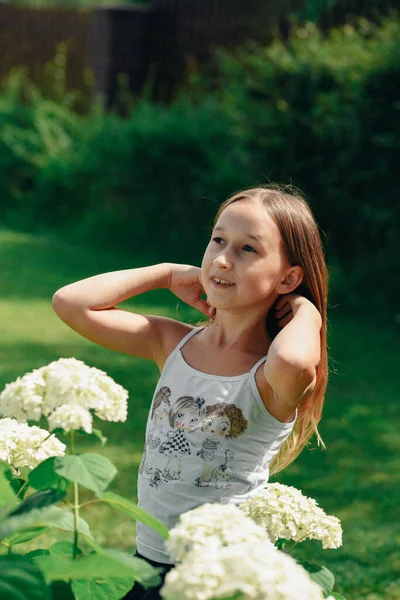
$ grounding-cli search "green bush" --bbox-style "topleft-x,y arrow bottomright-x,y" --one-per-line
0,16 -> 399,305
208,16 -> 400,299
0,70 -> 254,262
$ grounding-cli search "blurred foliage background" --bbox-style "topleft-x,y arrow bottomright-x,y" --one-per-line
0,1 -> 399,599
0,8 -> 399,313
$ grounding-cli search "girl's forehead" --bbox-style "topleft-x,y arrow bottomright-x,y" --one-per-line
215,201 -> 280,242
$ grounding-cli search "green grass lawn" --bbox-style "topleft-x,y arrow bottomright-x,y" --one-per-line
1,228 -> 399,599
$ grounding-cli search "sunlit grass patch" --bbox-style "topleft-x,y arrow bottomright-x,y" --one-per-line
1,228 -> 399,599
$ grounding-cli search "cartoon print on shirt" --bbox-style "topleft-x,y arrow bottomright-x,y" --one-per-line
158,396 -> 206,482
149,468 -> 163,489
194,403 -> 248,487
212,449 -> 236,489
139,386 -> 171,476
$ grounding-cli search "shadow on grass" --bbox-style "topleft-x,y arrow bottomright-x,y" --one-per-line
0,229 -> 142,300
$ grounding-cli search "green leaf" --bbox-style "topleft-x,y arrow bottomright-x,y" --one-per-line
0,461 -> 17,508
5,526 -> 51,546
54,454 -> 117,494
28,457 -> 68,491
297,560 -> 335,595
99,492 -> 169,540
9,488 -> 66,516
0,505 -> 93,542
0,554 -> 51,600
34,553 -> 156,582
50,581 -> 75,600
51,428 -> 67,437
76,428 -> 108,447
72,577 -> 134,600
83,540 -> 163,588
91,429 -> 108,447
10,478 -> 27,497
274,538 -> 287,551
50,541 -> 83,558
330,594 -> 347,600
104,550 -> 162,589
25,549 -> 51,559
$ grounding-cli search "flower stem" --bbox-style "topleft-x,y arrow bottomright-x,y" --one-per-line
79,499 -> 102,509
72,481 -> 80,559
69,430 -> 79,559
16,480 -> 29,499
69,430 -> 76,455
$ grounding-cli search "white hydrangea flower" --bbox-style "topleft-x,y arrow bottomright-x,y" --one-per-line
161,538 -> 326,600
0,370 -> 46,422
240,482 -> 343,550
0,418 -> 66,470
0,358 -> 128,433
166,502 -> 272,564
85,371 -> 128,422
47,403 -> 93,434
41,358 -> 128,422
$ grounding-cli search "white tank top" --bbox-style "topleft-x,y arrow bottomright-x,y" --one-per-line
136,326 -> 297,564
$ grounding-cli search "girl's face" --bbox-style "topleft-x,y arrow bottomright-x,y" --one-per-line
154,401 -> 169,424
175,409 -> 199,431
202,414 -> 231,439
201,199 -> 291,314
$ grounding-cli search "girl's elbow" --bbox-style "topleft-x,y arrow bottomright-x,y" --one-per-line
52,288 -> 76,319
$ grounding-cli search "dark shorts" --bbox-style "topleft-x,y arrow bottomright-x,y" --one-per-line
121,551 -> 174,600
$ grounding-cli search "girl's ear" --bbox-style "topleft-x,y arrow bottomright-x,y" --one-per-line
276,265 -> 304,295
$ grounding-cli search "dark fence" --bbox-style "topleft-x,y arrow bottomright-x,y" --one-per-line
0,4 -> 91,92
0,0 -> 396,106
0,0 -> 304,105
90,5 -> 151,107
147,0 -> 303,100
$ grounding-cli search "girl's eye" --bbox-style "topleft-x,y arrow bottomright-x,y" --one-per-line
212,237 -> 224,244
243,245 -> 256,253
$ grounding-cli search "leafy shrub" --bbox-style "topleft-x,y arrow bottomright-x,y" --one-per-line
0,71 -> 252,262
208,16 -> 400,302
0,15 -> 399,305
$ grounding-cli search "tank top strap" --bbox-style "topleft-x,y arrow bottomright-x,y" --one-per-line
173,326 -> 206,353
249,354 -> 269,377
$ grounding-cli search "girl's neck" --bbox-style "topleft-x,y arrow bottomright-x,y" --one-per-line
202,312 -> 272,354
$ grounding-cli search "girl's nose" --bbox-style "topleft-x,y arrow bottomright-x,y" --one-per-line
214,250 -> 232,269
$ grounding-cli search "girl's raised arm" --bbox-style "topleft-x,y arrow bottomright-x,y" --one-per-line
52,263 -> 210,365
263,294 -> 322,418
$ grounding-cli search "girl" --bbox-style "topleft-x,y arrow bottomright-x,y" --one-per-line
52,185 -> 327,600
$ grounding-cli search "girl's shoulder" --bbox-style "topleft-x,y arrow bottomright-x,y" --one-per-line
156,317 -> 197,371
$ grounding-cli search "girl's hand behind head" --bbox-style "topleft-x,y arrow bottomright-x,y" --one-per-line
274,295 -> 294,329
168,263 -> 214,318
274,293 -> 320,329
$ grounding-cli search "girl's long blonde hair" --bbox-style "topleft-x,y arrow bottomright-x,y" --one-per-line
214,184 -> 329,475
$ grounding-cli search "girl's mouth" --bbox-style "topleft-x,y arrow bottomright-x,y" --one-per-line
212,277 -> 234,287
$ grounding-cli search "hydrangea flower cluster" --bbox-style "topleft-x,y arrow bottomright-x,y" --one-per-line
166,502 -> 271,563
0,418 -> 66,470
0,358 -> 128,434
240,482 -> 343,550
162,503 -> 328,600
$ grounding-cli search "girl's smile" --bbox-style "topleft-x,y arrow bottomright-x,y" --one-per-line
202,199 -> 291,314
211,277 -> 235,288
